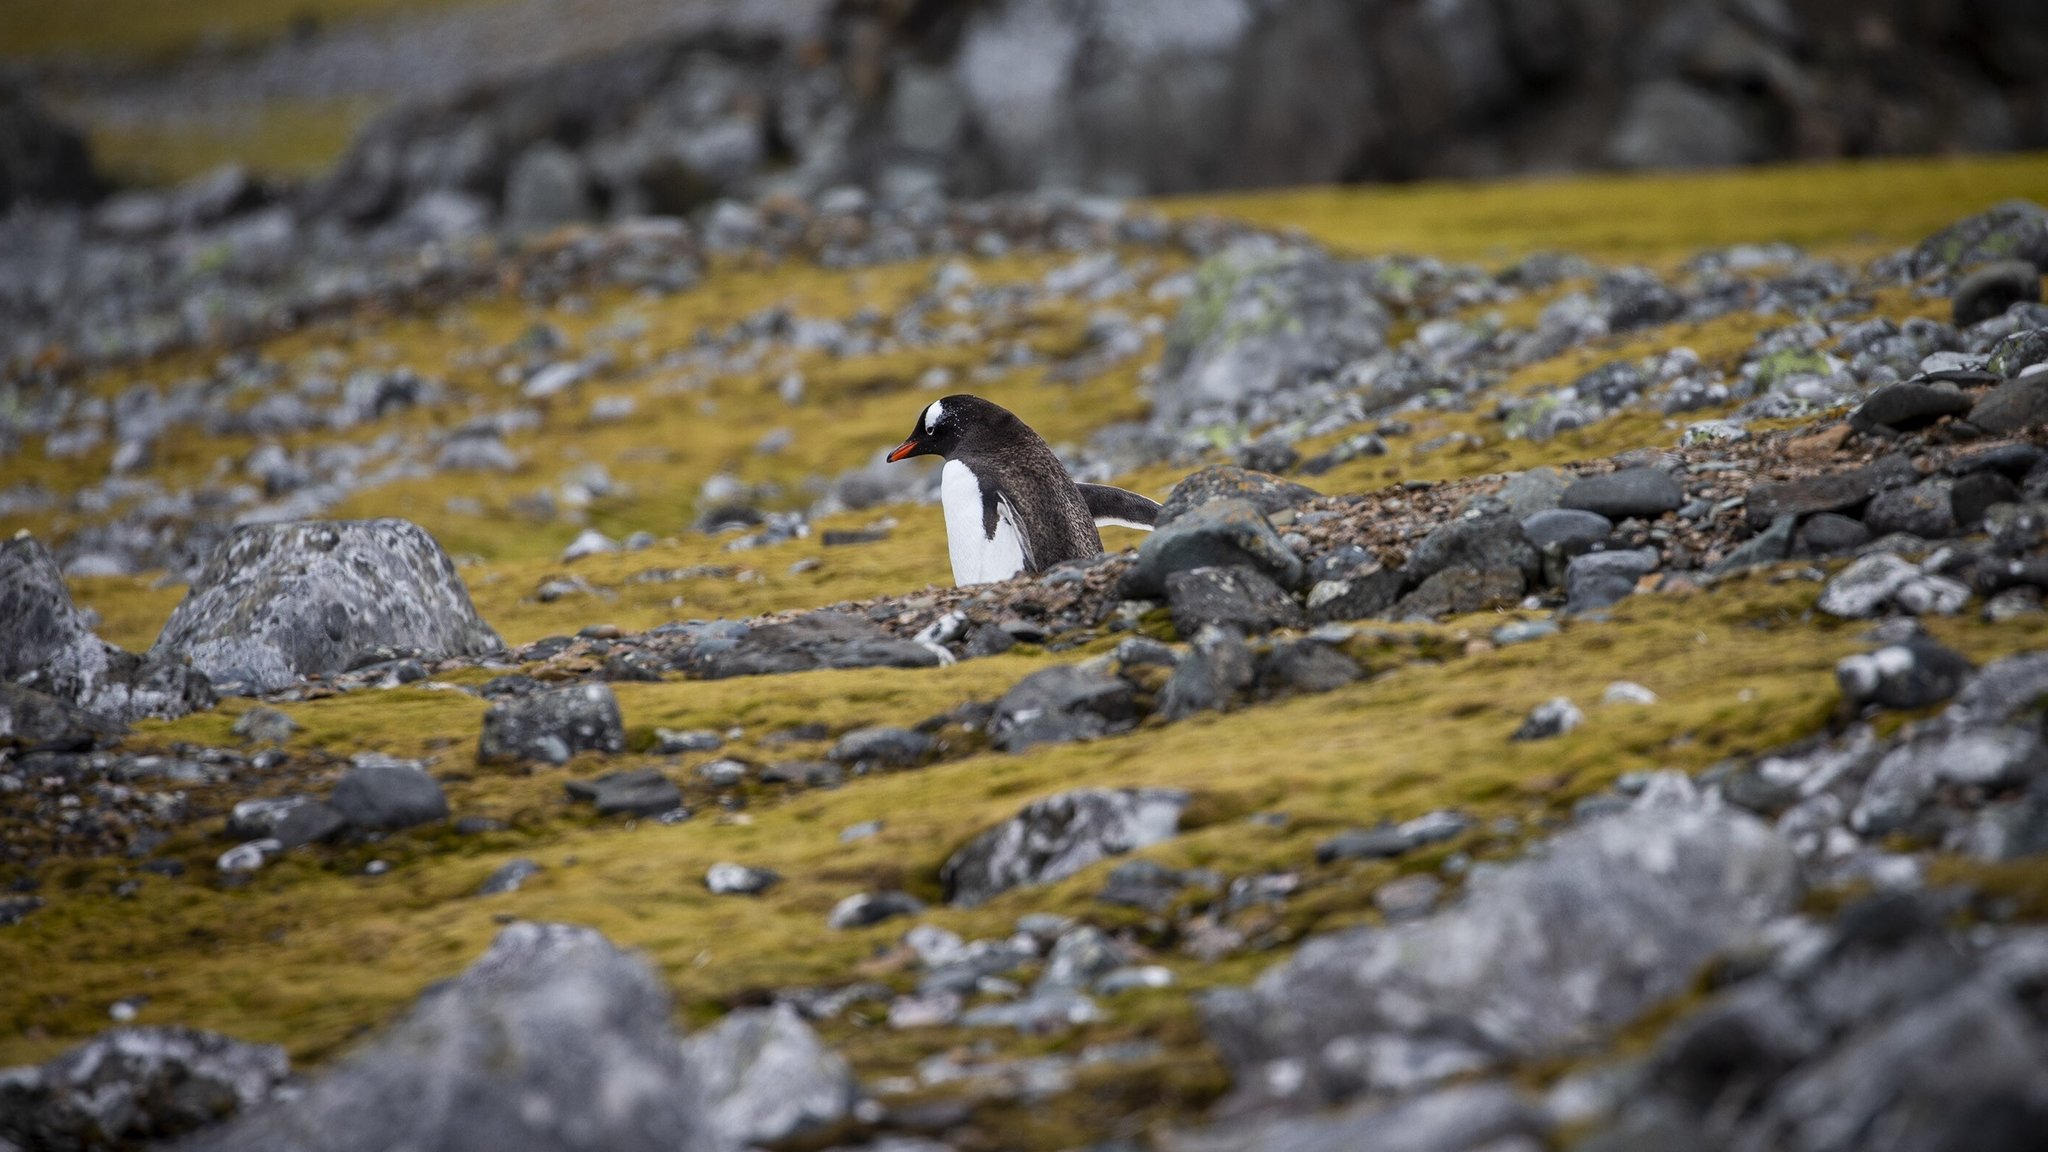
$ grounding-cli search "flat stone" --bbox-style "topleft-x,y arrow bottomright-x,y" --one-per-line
706,863 -> 781,895
565,769 -> 681,817
1155,466 -> 1321,528
1566,547 -> 1660,612
329,759 -> 448,831
1559,468 -> 1684,521
1849,381 -> 1974,433
1747,457 -> 1917,529
828,726 -> 932,768
1390,567 -> 1524,620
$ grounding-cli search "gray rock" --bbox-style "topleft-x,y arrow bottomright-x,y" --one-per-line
1158,624 -> 1257,719
176,923 -> 721,1152
1305,567 -> 1405,624
477,858 -> 542,896
564,769 -> 681,818
828,726 -> 932,769
1166,565 -> 1305,637
1747,457 -> 1917,529
1499,467 -> 1571,517
828,891 -> 926,930
1951,471 -> 2022,528
1816,554 -> 1918,618
503,142 -> 592,231
1168,1081 -> 1548,1152
706,863 -> 780,895
1864,483 -> 1955,540
1566,547 -> 1660,612
0,1027 -> 288,1151
0,683 -> 125,751
942,788 -> 1188,906
330,758 -> 449,832
151,519 -> 502,693
1606,79 -> 1757,170
1521,508 -> 1613,555
230,706 -> 298,745
1849,381 -> 1975,433
1391,567 -> 1525,620
990,664 -> 1137,752
1986,328 -> 2048,378
1258,638 -> 1362,694
1125,498 -> 1304,597
1732,933 -> 2048,1152
1836,641 -> 1974,711
1952,259 -> 2043,327
1,536 -> 213,723
435,431 -> 519,473
1317,825 -> 1415,863
1712,514 -> 1797,574
1793,513 -> 1871,558
1912,200 -> 2048,278
654,728 -> 723,754
225,795 -> 347,848
681,1004 -> 856,1148
1969,376 -> 2048,434
1201,810 -> 1798,1111
1405,512 -> 1540,587
1155,466 -> 1322,528
1853,727 -> 2042,835
1513,697 -> 1584,741
478,684 -> 625,766
1559,468 -> 1684,521
686,612 -> 941,679
1156,244 -> 1391,427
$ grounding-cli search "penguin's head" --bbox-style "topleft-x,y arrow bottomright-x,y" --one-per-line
887,395 -> 1005,462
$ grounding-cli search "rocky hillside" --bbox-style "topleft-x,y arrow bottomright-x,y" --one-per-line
4,156 -> 2048,1152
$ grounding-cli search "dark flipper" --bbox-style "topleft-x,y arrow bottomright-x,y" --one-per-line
1078,483 -> 1161,531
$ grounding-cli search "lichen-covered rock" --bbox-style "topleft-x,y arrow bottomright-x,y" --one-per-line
942,788 -> 1189,906
680,1004 -> 857,1147
1155,242 -> 1391,427
1200,808 -> 1799,1112
150,519 -> 503,693
478,683 -> 626,766
1158,624 -> 1256,719
177,922 -> 722,1152
0,683 -> 126,751
0,1026 -> 288,1151
1,535 -> 213,723
1912,200 -> 2048,278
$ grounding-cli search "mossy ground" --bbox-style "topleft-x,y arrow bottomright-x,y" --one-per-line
7,155 -> 2048,1145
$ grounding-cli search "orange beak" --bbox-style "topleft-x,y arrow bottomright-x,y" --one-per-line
886,438 -> 922,462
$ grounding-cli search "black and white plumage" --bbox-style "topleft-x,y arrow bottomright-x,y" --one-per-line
887,395 -> 1160,586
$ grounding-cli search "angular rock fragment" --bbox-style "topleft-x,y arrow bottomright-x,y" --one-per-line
684,612 -> 941,679
1125,498 -> 1304,597
564,769 -> 681,817
990,664 -> 1137,752
478,683 -> 626,765
329,757 -> 449,832
681,1004 -> 857,1148
0,1027 -> 289,1151
942,788 -> 1188,906
1155,466 -> 1322,528
176,923 -> 722,1152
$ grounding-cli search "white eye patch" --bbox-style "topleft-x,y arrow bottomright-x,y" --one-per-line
923,399 -> 946,434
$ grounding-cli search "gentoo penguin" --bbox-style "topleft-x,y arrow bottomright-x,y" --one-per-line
886,394 -> 1161,586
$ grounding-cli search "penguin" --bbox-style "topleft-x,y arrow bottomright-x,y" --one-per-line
886,394 -> 1161,586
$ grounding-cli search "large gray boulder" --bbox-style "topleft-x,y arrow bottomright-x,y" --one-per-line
0,1026 -> 288,1151
1155,241 -> 1391,427
680,1005 -> 857,1148
152,519 -> 503,693
179,922 -> 725,1152
942,788 -> 1190,906
1,535 -> 213,723
1202,808 -> 1800,1112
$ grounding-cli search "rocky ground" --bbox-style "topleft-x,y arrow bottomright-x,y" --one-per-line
4,159 -> 2048,1152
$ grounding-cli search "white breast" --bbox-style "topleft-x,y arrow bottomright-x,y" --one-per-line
941,459 -> 1027,586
